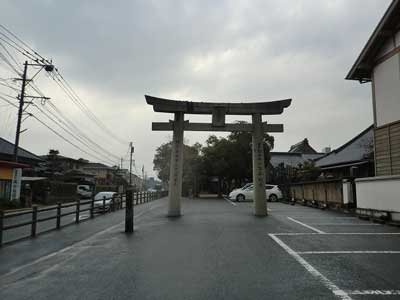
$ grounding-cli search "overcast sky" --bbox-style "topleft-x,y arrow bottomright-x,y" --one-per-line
0,0 -> 391,178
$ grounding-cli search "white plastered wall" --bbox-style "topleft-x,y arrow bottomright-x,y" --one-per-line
373,53 -> 400,127
356,176 -> 400,213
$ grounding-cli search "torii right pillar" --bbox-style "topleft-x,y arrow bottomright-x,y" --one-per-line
252,113 -> 267,216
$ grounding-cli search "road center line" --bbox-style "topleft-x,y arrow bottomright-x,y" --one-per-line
268,234 -> 352,300
297,251 -> 400,254
287,217 -> 326,234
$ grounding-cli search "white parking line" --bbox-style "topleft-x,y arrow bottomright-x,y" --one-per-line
347,290 -> 400,295
272,232 -> 400,236
287,217 -> 326,234
306,223 -> 381,226
269,234 -> 352,300
297,251 -> 400,254
224,197 -> 237,206
292,217 -> 357,220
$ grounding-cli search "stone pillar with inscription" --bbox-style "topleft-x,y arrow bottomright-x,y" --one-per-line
168,112 -> 184,217
252,113 -> 267,216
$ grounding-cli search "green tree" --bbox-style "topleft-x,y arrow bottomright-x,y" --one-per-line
297,161 -> 321,181
153,141 -> 202,196
201,123 -> 274,196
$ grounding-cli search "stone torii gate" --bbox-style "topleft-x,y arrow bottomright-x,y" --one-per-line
146,95 -> 291,217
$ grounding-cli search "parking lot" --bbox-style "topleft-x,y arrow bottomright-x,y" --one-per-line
266,203 -> 400,299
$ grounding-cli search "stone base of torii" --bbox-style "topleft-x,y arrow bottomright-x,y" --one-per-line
146,95 -> 292,217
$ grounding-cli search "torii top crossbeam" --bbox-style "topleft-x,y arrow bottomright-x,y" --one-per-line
145,95 -> 292,115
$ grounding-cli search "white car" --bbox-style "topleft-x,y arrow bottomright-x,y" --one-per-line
228,184 -> 282,202
94,191 -> 117,211
77,185 -> 93,199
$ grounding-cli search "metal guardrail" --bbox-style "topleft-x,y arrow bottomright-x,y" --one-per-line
0,191 -> 167,246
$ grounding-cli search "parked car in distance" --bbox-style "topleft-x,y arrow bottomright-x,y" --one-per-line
228,184 -> 282,202
230,183 -> 253,193
77,185 -> 93,199
94,191 -> 117,211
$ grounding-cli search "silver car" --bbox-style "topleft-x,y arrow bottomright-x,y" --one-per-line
93,191 -> 117,211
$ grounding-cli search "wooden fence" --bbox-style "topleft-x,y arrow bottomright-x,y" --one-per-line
289,179 -> 344,209
0,191 -> 167,246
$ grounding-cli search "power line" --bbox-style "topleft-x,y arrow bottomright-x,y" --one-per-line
31,102 -> 119,165
0,24 -> 129,146
0,35 -> 37,62
30,114 -> 119,166
0,81 -> 20,92
0,40 -> 22,70
0,24 -> 126,165
0,94 -> 18,108
0,91 -> 18,100
51,70 -> 128,145
0,50 -> 21,75
0,24 -> 48,63
27,82 -> 121,161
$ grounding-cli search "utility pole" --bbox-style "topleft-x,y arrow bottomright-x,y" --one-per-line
120,158 -> 123,169
129,142 -> 134,185
142,165 -> 145,191
13,61 -> 28,162
13,60 -> 54,162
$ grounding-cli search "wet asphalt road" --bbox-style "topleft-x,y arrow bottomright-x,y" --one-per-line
1,197 -> 400,300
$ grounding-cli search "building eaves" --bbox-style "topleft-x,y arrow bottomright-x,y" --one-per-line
0,137 -> 43,162
346,0 -> 400,82
315,125 -> 374,168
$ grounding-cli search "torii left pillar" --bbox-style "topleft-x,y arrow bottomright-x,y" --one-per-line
168,112 -> 184,217
252,113 -> 267,216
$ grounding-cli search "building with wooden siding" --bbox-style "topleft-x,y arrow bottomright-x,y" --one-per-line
346,0 -> 400,176
347,0 -> 400,220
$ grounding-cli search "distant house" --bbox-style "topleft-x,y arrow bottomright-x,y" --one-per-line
315,126 -> 374,178
39,154 -> 88,174
0,137 -> 42,202
270,138 -> 324,168
288,138 -> 319,154
270,139 -> 324,181
346,0 -> 400,219
115,168 -> 143,189
83,162 -> 115,185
